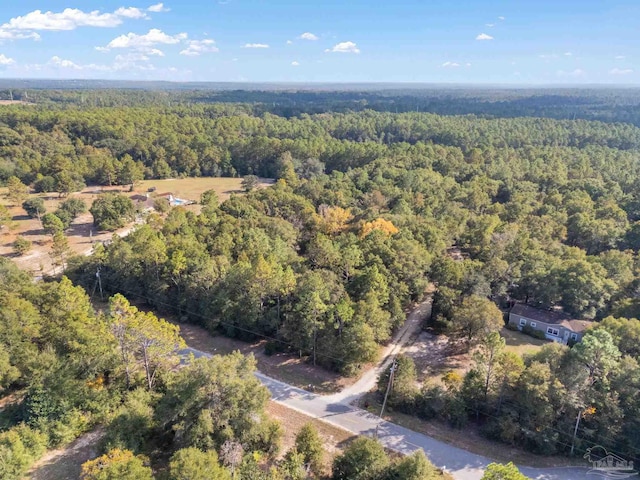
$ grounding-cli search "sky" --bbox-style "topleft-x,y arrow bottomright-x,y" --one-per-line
0,0 -> 638,84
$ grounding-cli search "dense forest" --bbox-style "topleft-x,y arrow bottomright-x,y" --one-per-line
0,258 -> 445,479
3,92 -> 640,465
2,84 -> 640,125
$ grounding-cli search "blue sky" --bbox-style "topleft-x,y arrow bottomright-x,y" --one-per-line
0,0 -> 637,83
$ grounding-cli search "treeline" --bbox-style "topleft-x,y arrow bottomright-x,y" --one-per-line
2,106 -> 640,191
379,321 -> 640,464
2,86 -> 640,125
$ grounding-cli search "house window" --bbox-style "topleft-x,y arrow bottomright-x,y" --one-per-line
519,318 -> 527,326
547,327 -> 559,336
571,333 -> 578,341
530,322 -> 537,328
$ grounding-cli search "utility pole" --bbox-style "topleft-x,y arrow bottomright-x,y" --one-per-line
376,358 -> 397,439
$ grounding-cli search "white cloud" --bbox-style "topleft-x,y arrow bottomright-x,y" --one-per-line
147,3 -> 170,12
0,30 -> 40,41
615,55 -> 626,60
485,23 -> 495,27
286,40 -> 292,45
243,43 -> 269,48
466,62 -> 472,67
299,32 -> 318,41
564,52 -> 572,56
609,68 -> 633,75
476,33 -> 493,41
539,53 -> 559,59
0,54 -> 15,66
291,61 -> 300,66
104,28 -> 187,52
0,6 -> 152,41
1,7 -> 141,31
325,41 -> 360,53
498,16 -> 505,20
49,56 -> 82,70
114,7 -> 148,19
441,61 -> 460,68
180,39 -> 218,56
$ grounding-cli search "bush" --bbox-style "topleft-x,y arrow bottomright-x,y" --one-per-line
13,237 -> 32,256
153,197 -> 170,213
332,436 -> 389,480
41,212 -> 64,235
522,324 -> 547,340
22,198 -> 46,219
505,323 -> 519,331
0,424 -> 49,480
33,176 -> 56,193
59,197 -> 87,217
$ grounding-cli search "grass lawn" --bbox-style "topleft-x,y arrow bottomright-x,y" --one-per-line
136,176 -> 274,206
501,326 -> 548,356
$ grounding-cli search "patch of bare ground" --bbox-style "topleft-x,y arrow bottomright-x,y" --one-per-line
27,428 -> 105,480
403,330 -> 472,384
266,401 -> 355,476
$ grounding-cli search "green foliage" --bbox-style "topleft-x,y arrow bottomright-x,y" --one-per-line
332,437 -> 390,480
12,236 -> 32,256
157,352 -> 271,451
384,450 -> 441,480
0,424 -> 49,480
33,175 -> 56,193
41,212 -> 64,235
153,196 -> 170,213
101,388 -> 159,454
378,355 -> 418,411
449,295 -> 504,345
90,193 -> 135,231
242,174 -> 260,192
521,324 -> 547,340
294,423 -> 324,476
22,197 -> 46,218
481,462 -> 527,480
6,176 -> 29,206
169,447 -> 231,480
81,448 -> 153,480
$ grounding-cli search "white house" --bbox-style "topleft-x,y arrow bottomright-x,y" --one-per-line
508,303 -> 593,344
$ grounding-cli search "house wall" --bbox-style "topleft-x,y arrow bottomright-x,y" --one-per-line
508,312 -> 582,344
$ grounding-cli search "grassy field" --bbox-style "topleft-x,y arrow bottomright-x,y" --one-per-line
137,176 -> 274,207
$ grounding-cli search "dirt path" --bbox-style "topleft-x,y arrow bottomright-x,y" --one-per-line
27,428 -> 104,480
325,294 -> 432,405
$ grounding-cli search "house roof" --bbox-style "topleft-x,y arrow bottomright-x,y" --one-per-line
510,303 -> 593,333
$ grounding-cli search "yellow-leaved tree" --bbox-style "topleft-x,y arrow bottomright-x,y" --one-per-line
359,218 -> 399,238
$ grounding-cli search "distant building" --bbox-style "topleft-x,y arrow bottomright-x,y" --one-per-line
508,303 -> 593,344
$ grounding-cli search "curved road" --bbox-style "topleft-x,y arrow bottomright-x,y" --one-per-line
182,347 -> 592,480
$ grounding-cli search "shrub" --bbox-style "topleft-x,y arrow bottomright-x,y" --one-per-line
13,237 -> 32,256
0,424 -> 49,480
22,198 -> 46,219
